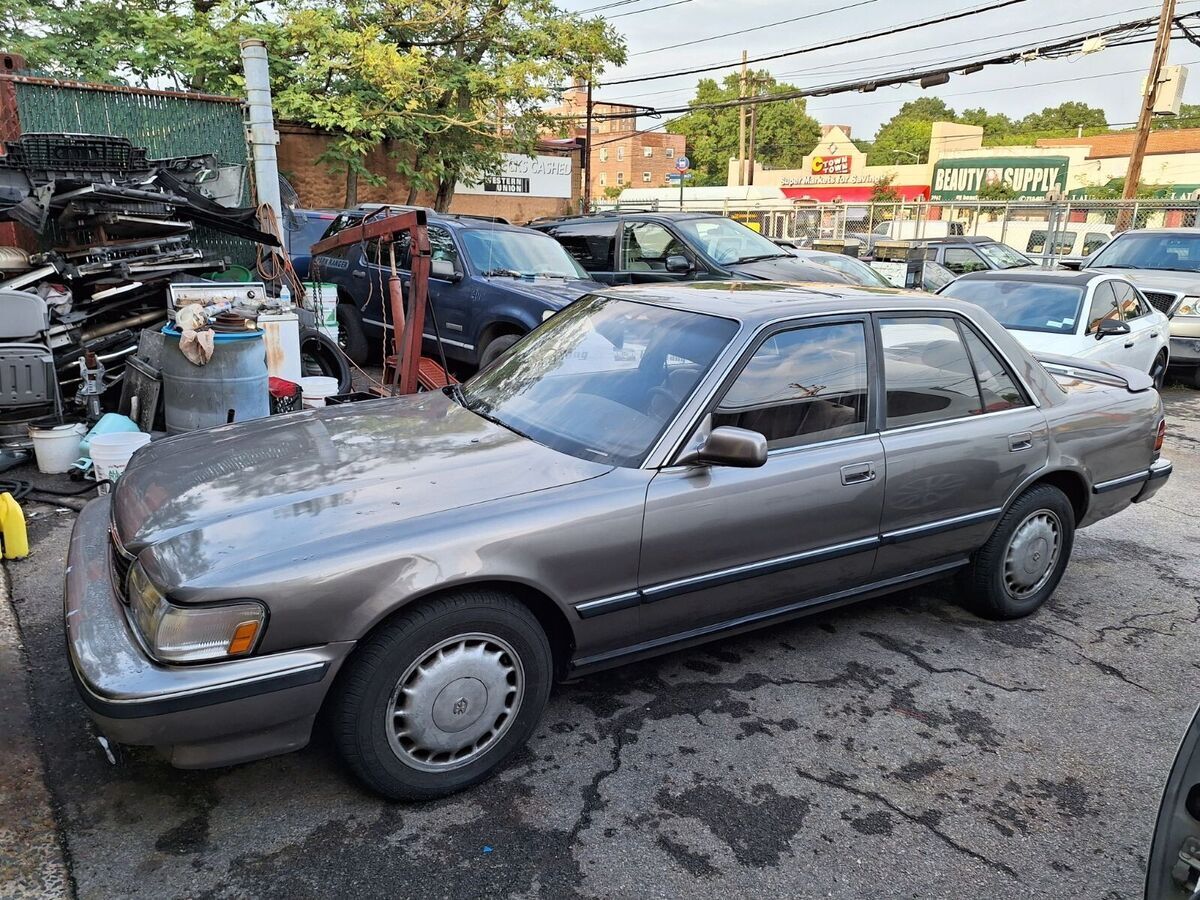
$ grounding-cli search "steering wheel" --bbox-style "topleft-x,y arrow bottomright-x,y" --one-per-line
646,385 -> 679,418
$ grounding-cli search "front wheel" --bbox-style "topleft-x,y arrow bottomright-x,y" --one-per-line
478,333 -> 522,369
332,590 -> 552,800
963,484 -> 1075,620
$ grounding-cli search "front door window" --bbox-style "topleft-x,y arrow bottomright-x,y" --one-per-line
619,222 -> 687,272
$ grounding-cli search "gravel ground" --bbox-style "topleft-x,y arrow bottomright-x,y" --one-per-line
4,384 -> 1199,900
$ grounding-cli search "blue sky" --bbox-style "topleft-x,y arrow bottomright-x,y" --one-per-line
558,0 -> 1199,139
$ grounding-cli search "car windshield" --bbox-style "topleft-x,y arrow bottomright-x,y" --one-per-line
461,228 -> 586,278
1090,231 -> 1200,272
813,253 -> 893,287
941,278 -> 1084,334
675,217 -> 788,265
459,296 -> 737,467
977,242 -> 1035,269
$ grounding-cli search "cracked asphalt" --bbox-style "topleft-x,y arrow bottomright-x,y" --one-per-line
4,383 -> 1199,899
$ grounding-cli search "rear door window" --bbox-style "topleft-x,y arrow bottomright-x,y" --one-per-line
958,326 -> 1025,412
880,317 -> 981,427
544,221 -> 617,272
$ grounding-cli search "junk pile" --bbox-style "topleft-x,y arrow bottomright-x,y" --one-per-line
0,132 -> 352,471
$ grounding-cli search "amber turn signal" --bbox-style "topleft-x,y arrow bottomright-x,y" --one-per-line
227,620 -> 260,655
1154,418 -> 1166,454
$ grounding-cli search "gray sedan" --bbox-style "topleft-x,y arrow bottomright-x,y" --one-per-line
65,282 -> 1172,800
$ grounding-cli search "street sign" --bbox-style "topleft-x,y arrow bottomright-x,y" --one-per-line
675,155 -> 690,172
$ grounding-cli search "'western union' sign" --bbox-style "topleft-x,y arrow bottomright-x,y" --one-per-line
931,156 -> 1069,200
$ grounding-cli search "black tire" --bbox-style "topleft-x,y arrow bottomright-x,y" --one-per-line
332,589 -> 552,801
963,484 -> 1075,620
299,329 -> 352,394
478,332 -> 522,369
336,303 -> 370,366
1151,349 -> 1168,391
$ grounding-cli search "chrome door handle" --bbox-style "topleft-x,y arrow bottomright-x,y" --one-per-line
1151,332 -> 1160,338
840,461 -> 876,485
1123,341 -> 1135,348
1008,432 -> 1033,452
352,270 -> 366,279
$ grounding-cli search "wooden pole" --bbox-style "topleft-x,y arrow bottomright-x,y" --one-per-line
1118,0 -> 1176,228
584,81 -> 594,211
746,78 -> 758,187
738,51 -> 748,186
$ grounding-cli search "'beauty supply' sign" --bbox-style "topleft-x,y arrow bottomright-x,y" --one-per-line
930,156 -> 1069,200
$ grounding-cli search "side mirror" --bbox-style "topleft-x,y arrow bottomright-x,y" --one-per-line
431,258 -> 460,281
1095,318 -> 1131,339
665,254 -> 692,274
676,426 -> 767,468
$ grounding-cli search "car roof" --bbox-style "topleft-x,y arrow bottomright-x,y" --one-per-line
532,211 -> 719,226
891,236 -> 1000,246
350,205 -> 517,229
594,280 -> 978,325
1115,227 -> 1200,235
953,269 -> 1104,287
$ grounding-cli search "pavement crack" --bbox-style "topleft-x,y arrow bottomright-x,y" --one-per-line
795,769 -> 1018,880
568,724 -> 628,843
1078,654 -> 1151,693
861,631 -> 1043,694
1089,612 -> 1177,645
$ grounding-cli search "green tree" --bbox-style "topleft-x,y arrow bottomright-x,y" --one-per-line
866,98 -> 956,165
1153,102 -> 1200,128
666,69 -> 820,185
870,173 -> 899,203
958,106 -> 1014,138
977,180 -> 1017,201
1019,101 -> 1107,132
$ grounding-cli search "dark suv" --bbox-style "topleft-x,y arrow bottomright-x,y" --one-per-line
883,236 -> 1036,276
312,207 -> 601,368
531,212 -> 852,286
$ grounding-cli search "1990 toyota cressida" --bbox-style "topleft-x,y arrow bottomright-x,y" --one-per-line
65,283 -> 1172,800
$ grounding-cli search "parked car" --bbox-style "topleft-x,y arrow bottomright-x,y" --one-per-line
875,236 -> 1035,276
313,206 -> 601,368
286,208 -> 344,281
66,282 -> 1171,800
1146,704 -> 1200,898
531,211 -> 854,286
1068,227 -> 1200,386
784,246 -> 956,293
940,269 -> 1171,388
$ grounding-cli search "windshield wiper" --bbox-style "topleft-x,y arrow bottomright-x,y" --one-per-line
1096,263 -> 1143,269
480,268 -> 523,278
733,253 -> 789,263
463,397 -> 534,441
533,271 -> 572,279
444,382 -> 467,406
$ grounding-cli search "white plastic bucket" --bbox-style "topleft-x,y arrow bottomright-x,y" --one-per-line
299,376 -> 339,408
90,431 -> 151,492
29,423 -> 87,474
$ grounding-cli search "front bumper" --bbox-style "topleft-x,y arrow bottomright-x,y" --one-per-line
65,496 -> 354,768
1169,335 -> 1200,368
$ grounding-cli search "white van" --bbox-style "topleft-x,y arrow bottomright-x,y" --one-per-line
974,221 -> 1114,258
873,219 -> 965,239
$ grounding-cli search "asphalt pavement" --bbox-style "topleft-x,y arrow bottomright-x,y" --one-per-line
4,384 -> 1200,900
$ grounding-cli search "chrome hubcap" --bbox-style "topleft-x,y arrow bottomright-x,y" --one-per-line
1003,510 -> 1061,600
386,633 -> 523,772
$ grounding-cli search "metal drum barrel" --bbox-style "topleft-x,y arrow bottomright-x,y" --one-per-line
160,325 -> 270,433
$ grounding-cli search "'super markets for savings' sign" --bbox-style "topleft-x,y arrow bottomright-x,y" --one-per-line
931,156 -> 1069,200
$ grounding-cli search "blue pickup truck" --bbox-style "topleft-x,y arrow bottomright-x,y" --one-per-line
310,207 -> 601,368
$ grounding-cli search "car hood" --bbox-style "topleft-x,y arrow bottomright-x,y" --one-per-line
481,276 -> 601,308
1090,268 -> 1197,294
112,393 -> 612,589
725,255 -> 853,283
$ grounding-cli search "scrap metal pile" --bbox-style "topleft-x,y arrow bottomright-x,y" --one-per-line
0,133 -> 280,435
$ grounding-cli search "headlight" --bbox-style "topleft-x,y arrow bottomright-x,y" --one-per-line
126,562 -> 265,663
1176,296 -> 1200,317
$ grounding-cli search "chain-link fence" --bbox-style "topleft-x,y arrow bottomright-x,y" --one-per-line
603,197 -> 1200,267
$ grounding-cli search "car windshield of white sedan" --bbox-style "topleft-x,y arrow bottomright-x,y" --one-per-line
675,217 -> 788,265
941,279 -> 1084,335
461,228 -> 587,279
1090,232 -> 1200,272
460,297 -> 737,467
977,242 -> 1035,269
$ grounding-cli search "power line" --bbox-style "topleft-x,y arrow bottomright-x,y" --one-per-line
630,0 -> 886,56
599,2 -> 1180,104
606,0 -> 691,17
575,13 -> 1192,120
594,0 -> 1034,87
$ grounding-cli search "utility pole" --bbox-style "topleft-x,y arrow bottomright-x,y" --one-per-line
1119,0 -> 1176,227
746,76 -> 759,187
583,81 -> 593,211
737,51 -> 747,186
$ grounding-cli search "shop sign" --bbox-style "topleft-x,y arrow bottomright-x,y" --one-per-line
931,156 -> 1068,200
457,153 -> 572,198
811,155 -> 852,175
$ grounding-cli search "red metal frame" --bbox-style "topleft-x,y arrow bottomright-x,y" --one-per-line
311,208 -> 451,395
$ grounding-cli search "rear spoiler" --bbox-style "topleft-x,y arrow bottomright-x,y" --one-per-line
1034,352 -> 1155,393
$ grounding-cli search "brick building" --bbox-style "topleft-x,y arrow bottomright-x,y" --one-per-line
550,85 -> 686,199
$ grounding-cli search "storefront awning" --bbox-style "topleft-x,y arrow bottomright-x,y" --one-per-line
780,185 -> 930,202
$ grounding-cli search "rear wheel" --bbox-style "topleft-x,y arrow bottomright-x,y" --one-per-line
332,590 -> 552,800
336,303 -> 370,366
299,329 -> 352,394
963,484 -> 1075,620
1150,349 -> 1168,391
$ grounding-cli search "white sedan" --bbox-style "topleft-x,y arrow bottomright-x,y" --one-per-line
939,270 -> 1171,388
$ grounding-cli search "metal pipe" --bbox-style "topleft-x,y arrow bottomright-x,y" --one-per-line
240,39 -> 286,252
80,309 -> 165,342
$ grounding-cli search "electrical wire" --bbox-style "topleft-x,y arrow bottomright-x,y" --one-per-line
606,0 -> 693,18
592,0 -> 1035,88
